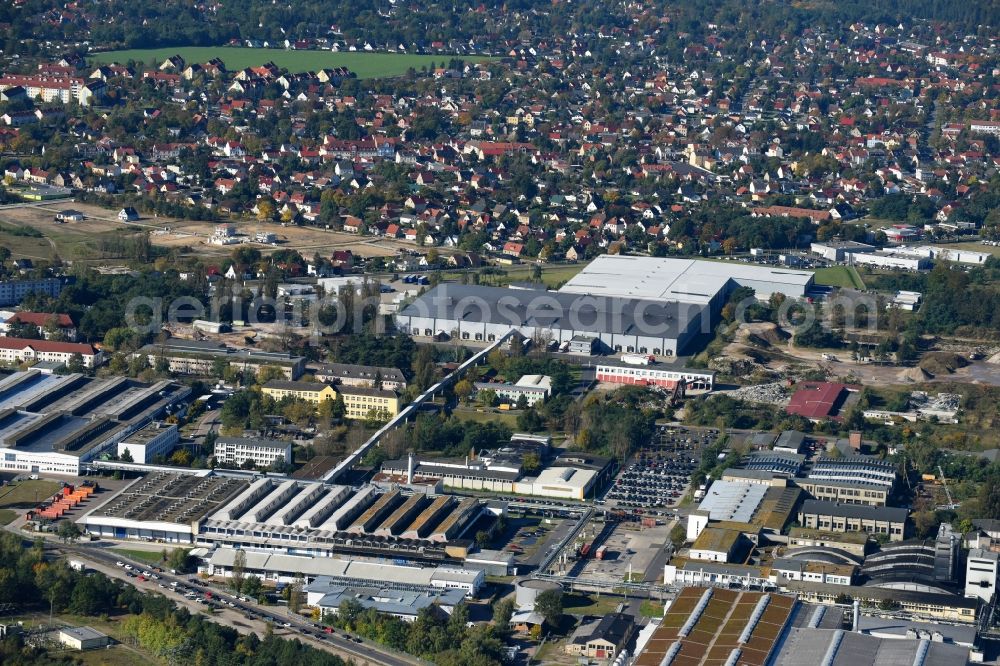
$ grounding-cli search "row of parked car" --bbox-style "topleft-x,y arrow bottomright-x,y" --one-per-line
604,428 -> 718,508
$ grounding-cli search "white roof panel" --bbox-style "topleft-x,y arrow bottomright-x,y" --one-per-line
559,256 -> 813,303
696,480 -> 769,523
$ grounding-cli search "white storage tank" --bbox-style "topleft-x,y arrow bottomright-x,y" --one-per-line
514,579 -> 561,608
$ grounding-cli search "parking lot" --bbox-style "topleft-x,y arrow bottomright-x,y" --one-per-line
604,427 -> 719,509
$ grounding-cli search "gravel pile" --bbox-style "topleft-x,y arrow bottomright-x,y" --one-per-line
724,382 -> 790,405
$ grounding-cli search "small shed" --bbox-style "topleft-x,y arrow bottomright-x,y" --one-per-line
58,626 -> 109,650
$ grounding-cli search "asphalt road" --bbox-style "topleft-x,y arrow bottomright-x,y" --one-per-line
193,409 -> 221,440
52,542 -> 424,666
521,516 -> 577,570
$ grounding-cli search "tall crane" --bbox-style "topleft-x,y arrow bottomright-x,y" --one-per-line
937,465 -> 957,509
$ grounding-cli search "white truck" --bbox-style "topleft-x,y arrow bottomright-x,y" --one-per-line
621,353 -> 655,366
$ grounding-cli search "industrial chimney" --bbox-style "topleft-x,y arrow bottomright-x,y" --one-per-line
852,599 -> 860,632
406,453 -> 414,484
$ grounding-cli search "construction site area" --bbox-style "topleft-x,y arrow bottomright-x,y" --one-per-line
0,200 -> 418,263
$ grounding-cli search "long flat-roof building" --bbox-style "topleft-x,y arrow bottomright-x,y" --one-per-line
207,549 -> 484,595
0,278 -> 64,306
214,437 -> 292,469
140,339 -> 306,379
593,360 -> 715,391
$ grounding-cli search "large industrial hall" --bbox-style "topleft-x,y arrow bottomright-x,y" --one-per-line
395,256 -> 815,356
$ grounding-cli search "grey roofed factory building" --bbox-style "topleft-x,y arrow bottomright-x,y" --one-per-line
395,283 -> 709,356
208,549 -> 484,594
305,578 -> 466,621
798,499 -> 908,541
395,256 -> 814,357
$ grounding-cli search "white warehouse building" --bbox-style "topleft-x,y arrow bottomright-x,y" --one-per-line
849,251 -> 930,271
117,422 -> 178,464
214,437 -> 292,469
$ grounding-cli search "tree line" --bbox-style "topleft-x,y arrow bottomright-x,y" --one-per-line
0,533 -> 346,666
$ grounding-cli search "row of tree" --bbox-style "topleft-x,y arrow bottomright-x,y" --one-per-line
0,534 -> 346,666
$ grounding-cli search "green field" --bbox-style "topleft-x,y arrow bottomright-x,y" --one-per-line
814,265 -> 865,289
109,547 -> 166,565
639,600 -> 666,618
0,479 -> 62,509
562,593 -> 625,616
951,242 -> 1000,258
91,47 -> 491,78
451,406 -> 520,427
0,228 -> 54,261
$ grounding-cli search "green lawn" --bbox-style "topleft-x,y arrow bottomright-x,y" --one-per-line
639,600 -> 665,618
0,479 -> 62,509
90,47 -> 491,78
814,265 -> 865,289
0,509 -> 17,525
492,263 -> 586,289
0,228 -> 54,261
0,221 -> 149,263
451,406 -> 520,427
109,547 -> 166,566
562,593 -> 625,616
950,242 -> 1000,257
73,645 -> 163,666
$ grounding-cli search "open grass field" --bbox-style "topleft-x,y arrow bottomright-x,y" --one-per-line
0,226 -> 54,260
562,593 -> 625,616
0,202 -> 150,262
451,406 -> 520,427
90,47 -> 491,78
0,479 -> 62,509
0,201 -> 408,262
0,509 -> 17,525
813,265 -> 865,289
951,241 -> 1000,258
640,599 -> 666,618
109,547 -> 167,565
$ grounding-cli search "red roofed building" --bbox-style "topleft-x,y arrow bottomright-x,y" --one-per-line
0,337 -> 100,368
0,312 -> 76,340
786,381 -> 855,421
